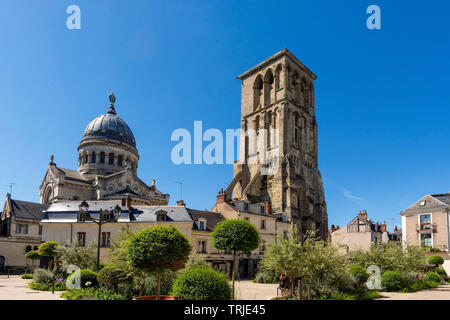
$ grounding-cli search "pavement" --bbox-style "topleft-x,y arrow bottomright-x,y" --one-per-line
377,285 -> 450,300
234,280 -> 279,300
0,275 -> 63,300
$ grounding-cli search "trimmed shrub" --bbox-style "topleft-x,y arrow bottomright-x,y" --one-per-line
348,266 -> 369,286
25,250 -> 40,260
171,266 -> 232,300
97,265 -> 130,289
424,272 -> 441,283
21,273 -> 33,279
436,268 -> 448,280
428,255 -> 444,266
381,271 -> 407,291
66,269 -> 98,289
33,268 -> 54,284
29,280 -> 66,291
38,241 -> 60,257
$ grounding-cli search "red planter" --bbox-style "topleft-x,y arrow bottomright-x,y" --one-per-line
133,295 -> 181,300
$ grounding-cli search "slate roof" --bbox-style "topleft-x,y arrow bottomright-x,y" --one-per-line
187,208 -> 224,232
42,200 -> 192,223
430,193 -> 450,206
9,199 -> 48,221
58,168 -> 91,184
81,110 -> 136,149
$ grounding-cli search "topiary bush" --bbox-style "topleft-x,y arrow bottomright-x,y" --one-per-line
424,272 -> 441,283
436,268 -> 448,280
428,255 -> 444,266
33,268 -> 55,284
171,266 -> 232,300
381,271 -> 407,291
97,265 -> 130,290
348,266 -> 369,286
66,269 -> 98,289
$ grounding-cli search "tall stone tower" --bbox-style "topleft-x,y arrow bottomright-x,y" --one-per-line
225,49 -> 328,239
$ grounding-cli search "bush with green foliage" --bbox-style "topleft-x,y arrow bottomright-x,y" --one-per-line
348,266 -> 369,286
143,270 -> 177,296
38,241 -> 61,270
399,279 -> 439,293
28,280 -> 66,291
436,268 -> 448,280
61,287 -> 125,300
212,219 -> 260,299
428,255 -> 444,266
56,242 -> 97,270
97,264 -> 130,290
33,268 -> 55,284
171,266 -> 232,300
21,273 -> 33,279
184,254 -> 210,270
424,271 -> 441,283
127,226 -> 191,299
25,250 -> 40,260
381,271 -> 407,291
253,269 -> 278,284
350,244 -> 427,274
66,269 -> 98,289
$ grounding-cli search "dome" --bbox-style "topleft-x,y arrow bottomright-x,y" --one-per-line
81,97 -> 136,149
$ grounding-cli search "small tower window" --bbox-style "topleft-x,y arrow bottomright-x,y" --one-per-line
100,152 -> 105,164
90,151 -> 96,164
118,155 -> 123,167
109,153 -> 114,165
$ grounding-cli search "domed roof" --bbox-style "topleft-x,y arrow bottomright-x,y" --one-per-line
80,94 -> 136,149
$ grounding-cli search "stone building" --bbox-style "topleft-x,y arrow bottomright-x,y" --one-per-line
39,93 -> 169,206
0,193 -> 48,272
222,49 -> 328,239
330,210 -> 400,253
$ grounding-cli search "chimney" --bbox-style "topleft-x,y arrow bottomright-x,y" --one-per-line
381,221 -> 387,233
358,210 -> 367,220
125,196 -> 132,210
216,188 -> 227,204
330,224 -> 336,232
394,225 -> 398,232
336,225 -> 340,230
121,198 -> 126,206
265,202 -> 272,214
177,200 -> 186,207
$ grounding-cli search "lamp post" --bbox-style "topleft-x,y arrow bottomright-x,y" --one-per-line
78,201 -> 122,271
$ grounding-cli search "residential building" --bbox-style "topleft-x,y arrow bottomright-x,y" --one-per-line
330,210 -> 400,253
0,193 -> 48,272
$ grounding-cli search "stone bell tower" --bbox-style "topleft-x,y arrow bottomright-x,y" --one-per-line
225,49 -> 328,239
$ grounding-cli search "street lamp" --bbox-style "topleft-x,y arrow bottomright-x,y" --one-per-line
77,201 -> 122,271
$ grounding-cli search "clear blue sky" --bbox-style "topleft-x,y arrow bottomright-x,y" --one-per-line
0,0 -> 449,231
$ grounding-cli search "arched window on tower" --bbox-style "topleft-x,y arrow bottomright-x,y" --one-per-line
292,71 -> 301,104
100,152 -> 105,164
253,76 -> 263,110
84,153 -> 88,165
109,153 -> 114,165
293,113 -> 300,146
275,65 -> 282,91
118,155 -> 123,167
90,151 -> 96,164
302,79 -> 310,106
264,70 -> 274,106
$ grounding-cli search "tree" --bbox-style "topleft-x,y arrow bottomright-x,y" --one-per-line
127,226 -> 191,300
24,250 -> 40,269
428,255 -> 444,266
98,264 -> 130,291
56,242 -> 97,270
212,219 -> 260,299
38,241 -> 61,270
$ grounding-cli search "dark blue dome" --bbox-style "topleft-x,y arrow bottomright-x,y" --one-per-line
81,111 -> 136,149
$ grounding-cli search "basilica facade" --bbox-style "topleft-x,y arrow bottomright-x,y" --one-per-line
39,94 -> 169,206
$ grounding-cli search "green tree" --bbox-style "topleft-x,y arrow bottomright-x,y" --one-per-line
25,250 -> 40,269
56,242 -> 97,270
98,264 -> 130,291
428,255 -> 444,266
127,226 -> 191,300
38,241 -> 61,271
212,219 -> 260,299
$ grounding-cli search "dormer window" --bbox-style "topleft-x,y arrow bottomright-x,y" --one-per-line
260,206 -> 265,214
156,210 -> 168,222
198,218 -> 207,231
243,202 -> 249,212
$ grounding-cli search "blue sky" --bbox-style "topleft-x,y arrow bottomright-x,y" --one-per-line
0,0 -> 449,231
